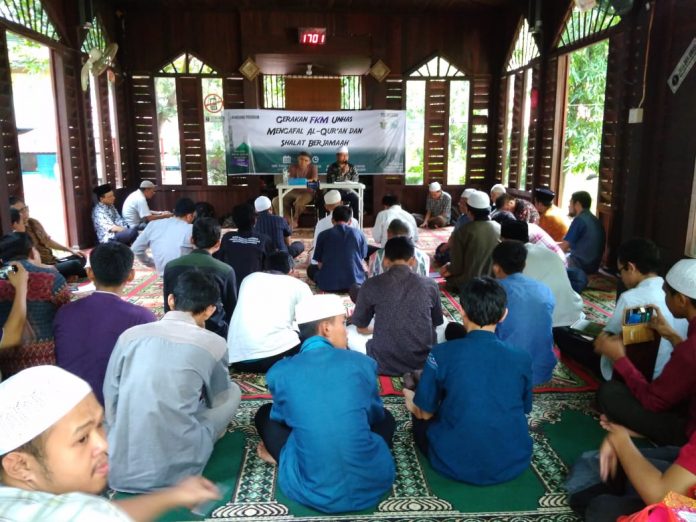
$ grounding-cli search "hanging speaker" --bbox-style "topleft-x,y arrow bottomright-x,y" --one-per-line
369,60 -> 390,83
239,57 -> 260,81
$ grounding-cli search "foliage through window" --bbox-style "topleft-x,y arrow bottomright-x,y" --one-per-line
160,53 -> 216,75
262,75 -> 363,110
506,18 -> 540,72
557,0 -> 621,50
81,17 -> 106,53
263,75 -> 285,109
340,76 -> 362,110
406,56 -> 469,186
154,77 -> 182,185
0,0 -> 59,41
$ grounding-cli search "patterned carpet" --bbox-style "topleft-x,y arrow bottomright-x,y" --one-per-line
102,226 -> 618,522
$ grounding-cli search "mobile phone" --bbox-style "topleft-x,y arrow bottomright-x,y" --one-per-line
624,306 -> 653,325
0,264 -> 18,280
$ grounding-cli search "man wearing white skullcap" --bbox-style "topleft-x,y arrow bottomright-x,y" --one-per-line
490,183 -> 506,205
594,258 -> 696,447
433,188 -> 475,266
253,195 -> 305,260
309,190 -> 359,267
326,145 -> 360,220
253,294 -> 395,513
0,366 -> 223,521
415,181 -> 452,229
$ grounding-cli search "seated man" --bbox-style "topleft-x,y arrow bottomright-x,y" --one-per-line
560,191 -> 606,293
415,182 -> 452,228
568,416 -> 696,521
91,184 -> 138,245
216,203 -> 273,290
0,366 -> 223,520
54,242 -> 156,405
533,187 -> 569,242
501,221 -> 583,329
254,294 -> 395,513
594,258 -> 696,447
272,151 -> 318,228
490,183 -> 506,206
310,190 -> 359,271
564,238 -> 687,378
0,261 -> 27,352
0,233 -> 71,377
163,217 -> 237,338
10,197 -> 86,279
254,195 -> 304,259
227,251 -> 312,373
404,276 -> 533,485
104,271 -> 242,492
121,180 -> 172,229
434,188 -> 475,266
493,240 -> 556,385
307,205 -> 368,292
326,146 -> 360,220
352,237 -> 443,375
511,196 -> 540,224
369,219 -> 430,277
491,193 -> 516,223
440,190 -> 500,293
372,193 -> 418,247
131,197 -> 195,275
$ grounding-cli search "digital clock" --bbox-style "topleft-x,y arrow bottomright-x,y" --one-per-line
299,27 -> 327,45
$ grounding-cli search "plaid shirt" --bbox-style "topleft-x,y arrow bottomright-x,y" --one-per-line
369,247 -> 430,277
326,162 -> 359,183
425,192 -> 452,222
528,223 -> 567,266
92,203 -> 129,243
0,487 -> 132,521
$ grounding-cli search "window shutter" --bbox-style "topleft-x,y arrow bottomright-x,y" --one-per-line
96,74 -> 115,186
538,56 -> 560,190
524,64 -> 541,191
114,79 -> 130,187
0,29 -> 22,199
423,79 -> 449,185
131,75 -> 161,184
223,77 -> 244,186
467,75 -> 491,184
507,72 -> 524,189
176,77 -> 206,186
385,77 -> 404,110
495,76 -> 508,182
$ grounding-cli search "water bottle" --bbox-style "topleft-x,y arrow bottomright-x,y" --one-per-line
282,168 -> 289,185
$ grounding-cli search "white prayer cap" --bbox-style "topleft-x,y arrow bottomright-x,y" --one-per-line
0,366 -> 92,454
295,294 -> 346,324
461,188 -> 476,199
490,183 -> 507,195
324,190 -> 342,205
666,259 -> 696,300
428,182 -> 442,192
337,146 -> 349,154
254,196 -> 272,213
140,180 -> 156,189
467,190 -> 490,210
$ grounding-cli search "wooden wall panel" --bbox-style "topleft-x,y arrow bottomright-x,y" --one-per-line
467,75 -> 490,184
537,55 -> 561,190
176,77 -> 206,186
130,75 -> 161,184
423,79 -> 448,184
285,77 -> 341,110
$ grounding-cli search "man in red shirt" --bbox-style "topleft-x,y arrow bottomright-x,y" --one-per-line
595,258 -> 696,446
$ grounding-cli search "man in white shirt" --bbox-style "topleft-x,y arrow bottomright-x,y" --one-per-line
121,180 -> 172,229
131,197 -> 195,275
227,252 -> 312,373
0,366 -> 224,521
501,221 -> 583,328
310,190 -> 359,266
372,194 -> 418,246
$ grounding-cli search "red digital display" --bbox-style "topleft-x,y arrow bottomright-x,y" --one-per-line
299,27 -> 327,45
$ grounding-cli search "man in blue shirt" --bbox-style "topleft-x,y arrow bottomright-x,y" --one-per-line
493,240 -> 557,385
254,294 -> 395,513
253,196 -> 304,260
404,276 -> 533,485
307,205 -> 368,292
559,191 -> 606,292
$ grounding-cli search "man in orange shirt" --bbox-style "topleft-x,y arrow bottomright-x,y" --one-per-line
533,187 -> 569,242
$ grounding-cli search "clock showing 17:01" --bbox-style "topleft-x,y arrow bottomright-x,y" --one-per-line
298,27 -> 327,45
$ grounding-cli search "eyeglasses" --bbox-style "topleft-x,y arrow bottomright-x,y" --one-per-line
18,206 -> 28,212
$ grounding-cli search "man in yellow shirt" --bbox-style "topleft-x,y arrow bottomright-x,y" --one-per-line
533,187 -> 569,242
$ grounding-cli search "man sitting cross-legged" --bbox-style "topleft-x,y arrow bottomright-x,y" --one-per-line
227,251 -> 312,373
0,366 -> 225,521
403,276 -> 533,485
254,195 -> 305,260
54,242 -> 156,406
493,240 -> 557,386
254,294 -> 396,514
352,236 -> 443,375
368,219 -> 430,277
307,205 -> 368,292
594,258 -> 696,447
309,190 -> 360,272
104,270 -> 242,493
163,217 -> 238,338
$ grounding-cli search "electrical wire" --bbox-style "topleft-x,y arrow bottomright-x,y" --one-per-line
638,1 -> 656,109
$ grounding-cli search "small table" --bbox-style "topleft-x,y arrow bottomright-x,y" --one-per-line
277,182 -> 367,228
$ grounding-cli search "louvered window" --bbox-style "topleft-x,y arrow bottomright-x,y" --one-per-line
406,56 -> 472,186
0,28 -> 21,198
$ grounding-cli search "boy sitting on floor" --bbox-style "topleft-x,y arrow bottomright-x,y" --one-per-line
404,276 -> 533,485
254,294 -> 395,513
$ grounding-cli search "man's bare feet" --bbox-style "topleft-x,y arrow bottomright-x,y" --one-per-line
256,442 -> 277,465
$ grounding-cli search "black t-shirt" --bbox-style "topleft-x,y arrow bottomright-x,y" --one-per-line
215,231 -> 273,290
